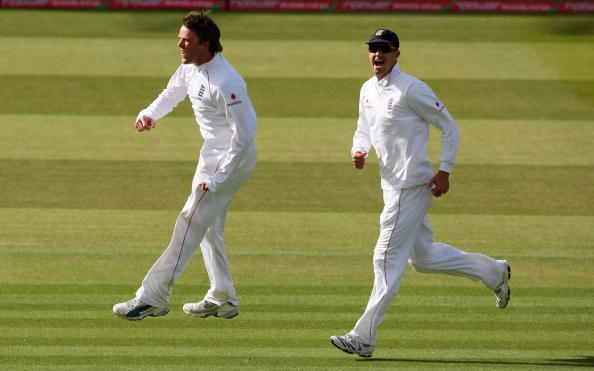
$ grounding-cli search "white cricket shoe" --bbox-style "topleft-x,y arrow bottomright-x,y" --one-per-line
494,260 -> 511,309
182,300 -> 239,319
329,334 -> 374,358
113,297 -> 169,321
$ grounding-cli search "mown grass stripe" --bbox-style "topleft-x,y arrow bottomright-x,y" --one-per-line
1,331 -> 590,348
2,114 -> 592,166
1,327 -> 591,340
0,317 -> 590,332
1,75 -> 593,120
2,209 -> 594,262
0,355 -> 590,369
2,302 -> 593,315
1,309 -> 592,323
0,334 -> 592,350
3,291 -> 594,310
3,37 -> 593,81
2,11 -> 594,43
0,348 -> 591,361
4,249 -> 594,259
1,284 -> 591,297
2,159 -> 593,215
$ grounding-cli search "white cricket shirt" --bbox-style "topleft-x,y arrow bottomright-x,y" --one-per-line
138,53 -> 257,192
352,64 -> 459,190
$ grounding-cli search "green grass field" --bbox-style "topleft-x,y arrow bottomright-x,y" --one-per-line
1,9 -> 593,370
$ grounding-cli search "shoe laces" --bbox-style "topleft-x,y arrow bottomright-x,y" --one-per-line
126,298 -> 140,308
202,300 -> 217,309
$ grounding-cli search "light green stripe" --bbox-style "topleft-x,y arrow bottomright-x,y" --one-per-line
2,327 -> 591,339
2,37 -> 593,80
2,247 -> 594,259
230,40 -> 594,80
1,294 -> 593,307
0,346 -> 591,358
2,11 -> 594,43
2,209 -> 594,258
1,310 -> 592,321
2,114 -> 593,166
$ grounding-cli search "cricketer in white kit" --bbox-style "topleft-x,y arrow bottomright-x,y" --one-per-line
329,29 -> 511,357
113,11 -> 257,321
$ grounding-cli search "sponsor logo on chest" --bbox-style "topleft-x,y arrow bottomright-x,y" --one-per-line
364,98 -> 373,110
227,92 -> 243,107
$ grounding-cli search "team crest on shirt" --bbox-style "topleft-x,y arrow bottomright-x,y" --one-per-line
198,84 -> 206,99
387,96 -> 394,113
227,92 -> 242,107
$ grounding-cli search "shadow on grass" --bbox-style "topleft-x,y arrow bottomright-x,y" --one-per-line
357,355 -> 594,368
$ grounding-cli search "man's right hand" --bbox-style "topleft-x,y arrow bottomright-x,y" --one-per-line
353,150 -> 367,169
135,116 -> 156,132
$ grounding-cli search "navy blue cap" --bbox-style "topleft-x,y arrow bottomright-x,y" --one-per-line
366,29 -> 399,48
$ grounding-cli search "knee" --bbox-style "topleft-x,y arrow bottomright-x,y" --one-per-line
409,260 -> 431,273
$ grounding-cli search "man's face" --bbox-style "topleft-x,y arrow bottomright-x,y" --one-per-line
368,43 -> 400,79
178,26 -> 211,65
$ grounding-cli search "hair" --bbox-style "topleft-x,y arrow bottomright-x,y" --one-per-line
182,10 -> 223,54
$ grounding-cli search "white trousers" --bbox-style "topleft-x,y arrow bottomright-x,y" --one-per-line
136,148 -> 256,307
349,184 -> 505,346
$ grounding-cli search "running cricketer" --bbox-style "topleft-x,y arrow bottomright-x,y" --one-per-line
329,29 -> 511,357
113,11 -> 257,320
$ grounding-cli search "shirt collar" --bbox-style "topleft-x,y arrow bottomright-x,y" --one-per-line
197,53 -> 220,72
376,63 -> 400,87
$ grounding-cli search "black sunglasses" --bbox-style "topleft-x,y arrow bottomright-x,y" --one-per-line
368,44 -> 396,53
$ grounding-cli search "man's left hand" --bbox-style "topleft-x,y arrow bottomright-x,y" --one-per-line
428,170 -> 450,197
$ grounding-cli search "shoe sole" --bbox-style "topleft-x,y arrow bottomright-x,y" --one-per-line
329,337 -> 372,358
116,308 -> 169,321
329,337 -> 355,355
183,308 -> 239,319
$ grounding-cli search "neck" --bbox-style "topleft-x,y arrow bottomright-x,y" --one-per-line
376,69 -> 392,80
376,63 -> 397,80
194,52 -> 215,67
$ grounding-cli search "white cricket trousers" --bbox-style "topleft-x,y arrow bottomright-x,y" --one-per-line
136,147 -> 256,308
348,184 -> 506,346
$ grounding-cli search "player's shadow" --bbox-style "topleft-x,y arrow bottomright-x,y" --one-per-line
357,355 -> 594,368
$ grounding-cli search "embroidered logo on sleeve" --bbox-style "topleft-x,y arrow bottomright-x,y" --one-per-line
198,84 -> 206,99
227,92 -> 243,107
435,101 -> 445,112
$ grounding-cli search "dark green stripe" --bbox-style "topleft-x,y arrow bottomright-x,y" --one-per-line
2,11 -> 594,42
1,284 -> 591,297
1,75 -> 593,119
1,302 -> 592,316
0,336 -> 591,350
1,355 -> 591,368
2,159 -> 593,215
0,318 -> 589,332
